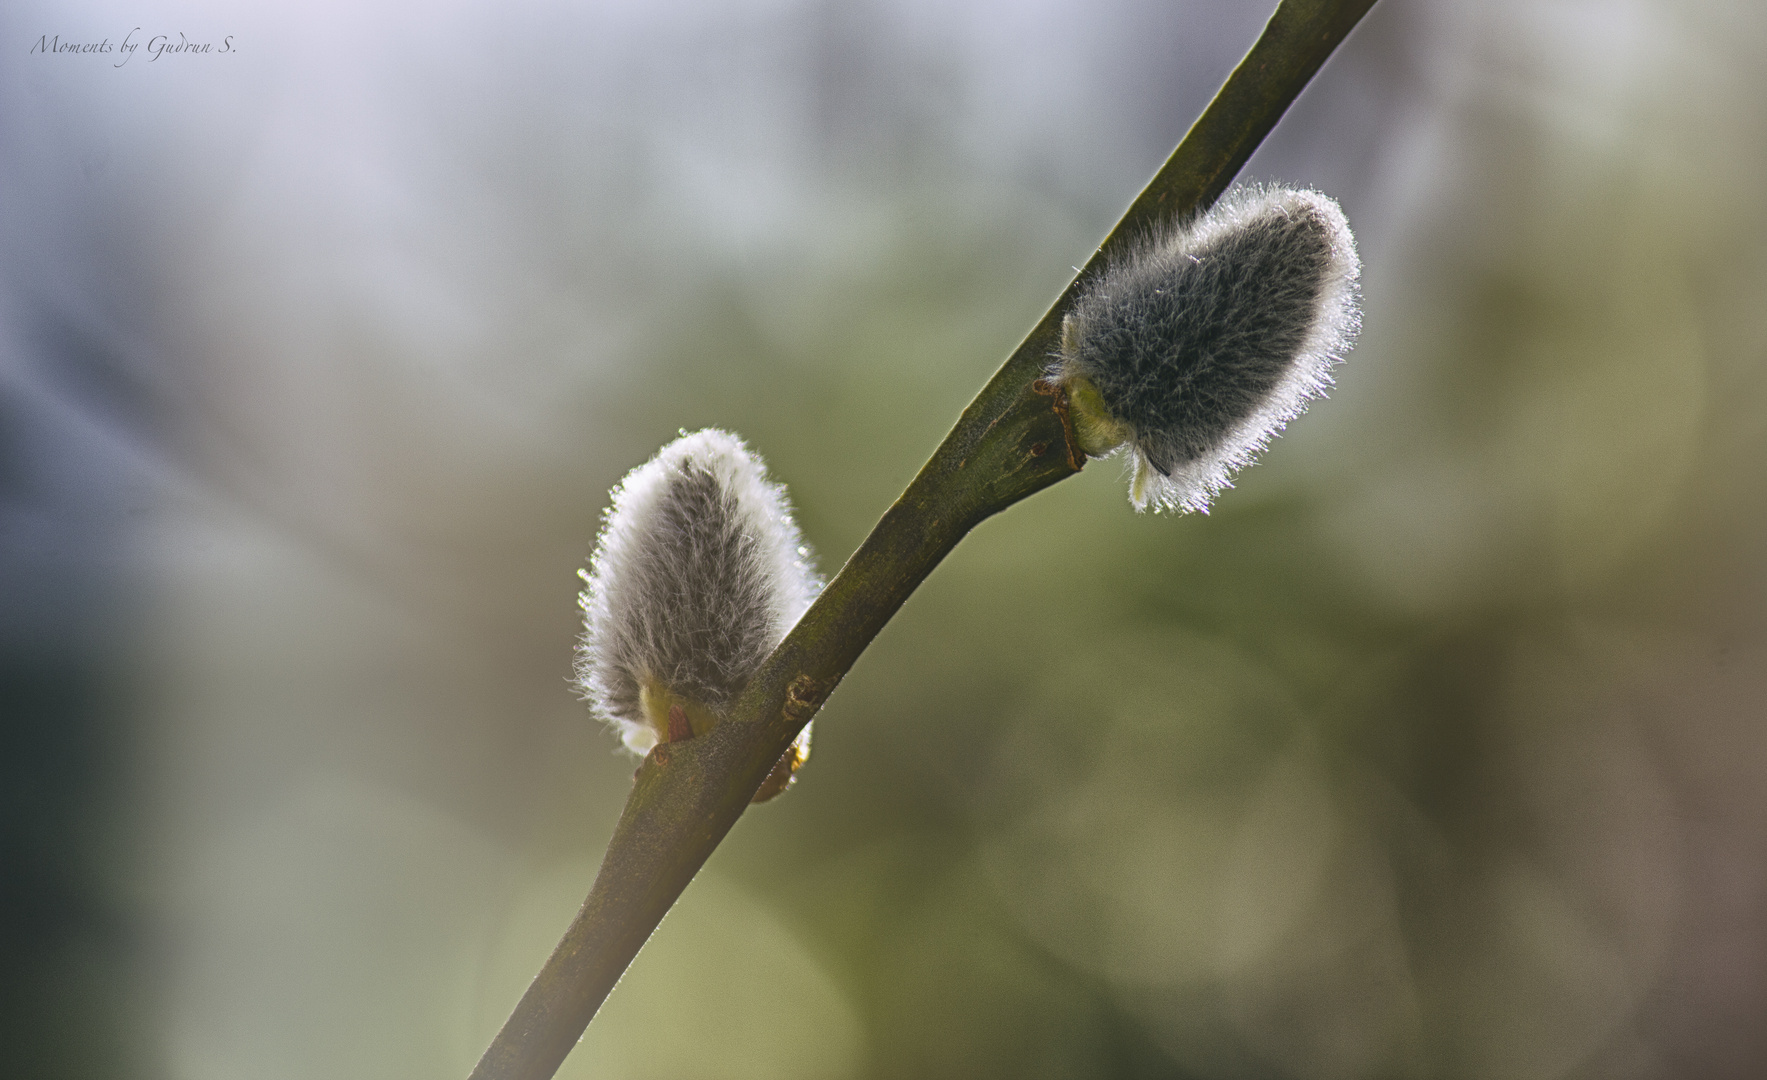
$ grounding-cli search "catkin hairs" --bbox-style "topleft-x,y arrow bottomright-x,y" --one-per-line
576,429 -> 821,755
1054,184 -> 1361,512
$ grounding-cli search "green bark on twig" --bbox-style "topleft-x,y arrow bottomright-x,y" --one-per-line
467,2 -> 1378,1077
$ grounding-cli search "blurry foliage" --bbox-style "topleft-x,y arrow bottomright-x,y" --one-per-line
4,0 -> 1767,1078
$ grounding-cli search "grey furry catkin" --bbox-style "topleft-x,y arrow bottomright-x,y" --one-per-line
575,429 -> 820,762
1053,184 -> 1360,513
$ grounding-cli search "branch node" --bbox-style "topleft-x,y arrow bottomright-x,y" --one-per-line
783,674 -> 827,727
1034,377 -> 1084,471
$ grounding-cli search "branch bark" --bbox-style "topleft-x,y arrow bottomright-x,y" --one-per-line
468,2 -> 1378,1077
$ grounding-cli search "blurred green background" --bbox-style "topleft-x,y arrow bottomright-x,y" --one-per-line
4,1 -> 1766,1078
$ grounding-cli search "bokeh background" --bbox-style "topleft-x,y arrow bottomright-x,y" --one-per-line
5,0 -> 1766,1077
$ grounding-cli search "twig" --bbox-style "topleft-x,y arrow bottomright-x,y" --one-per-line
466,2 -> 1378,1077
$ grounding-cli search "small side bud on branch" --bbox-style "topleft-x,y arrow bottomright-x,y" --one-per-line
1053,184 -> 1361,512
575,429 -> 821,800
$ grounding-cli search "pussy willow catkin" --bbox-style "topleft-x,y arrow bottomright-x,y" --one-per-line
1053,184 -> 1360,512
576,429 -> 820,763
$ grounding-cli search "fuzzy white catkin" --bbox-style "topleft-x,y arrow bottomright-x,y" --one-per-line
575,429 -> 821,755
1054,184 -> 1361,513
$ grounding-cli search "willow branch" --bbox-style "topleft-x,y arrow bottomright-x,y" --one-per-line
468,2 -> 1377,1077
